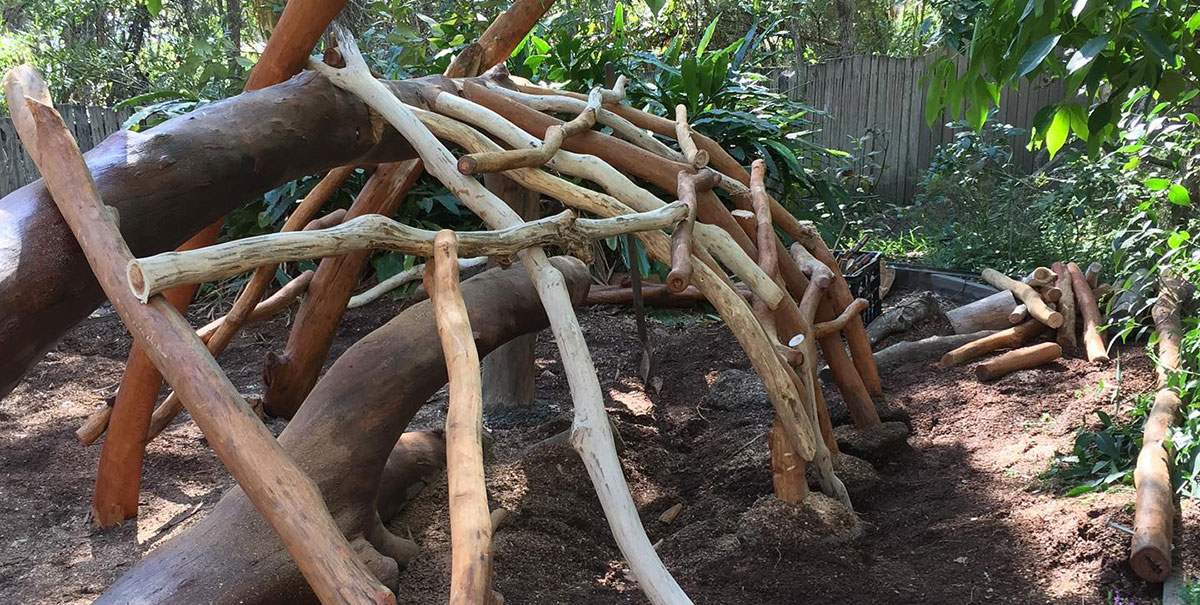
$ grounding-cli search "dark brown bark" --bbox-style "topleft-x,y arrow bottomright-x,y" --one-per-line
97,257 -> 591,604
0,71 -> 459,399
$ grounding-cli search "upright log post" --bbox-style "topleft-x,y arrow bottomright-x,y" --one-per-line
5,64 -> 393,605
425,231 -> 495,603
1052,261 -> 1077,348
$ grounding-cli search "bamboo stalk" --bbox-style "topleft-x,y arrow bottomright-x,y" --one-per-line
425,231 -> 494,604
4,64 -> 394,605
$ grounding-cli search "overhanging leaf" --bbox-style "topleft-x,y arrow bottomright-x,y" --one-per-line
1016,34 -> 1062,79
1066,34 -> 1109,73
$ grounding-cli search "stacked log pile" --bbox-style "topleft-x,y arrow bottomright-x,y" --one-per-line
933,263 -> 1114,381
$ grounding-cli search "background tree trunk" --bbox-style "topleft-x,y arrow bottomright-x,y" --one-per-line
481,174 -> 541,413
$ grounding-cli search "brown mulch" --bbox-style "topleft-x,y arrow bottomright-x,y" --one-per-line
0,295 -> 1187,604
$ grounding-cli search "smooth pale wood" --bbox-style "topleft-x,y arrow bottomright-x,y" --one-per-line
348,257 -> 487,309
431,86 -> 783,309
1131,276 -> 1187,582
4,65 -> 392,605
425,231 -> 494,604
789,243 -> 834,288
1040,285 -> 1063,303
411,99 -> 838,501
673,105 -> 709,169
1084,262 -> 1102,289
143,271 -> 317,440
938,319 -> 1048,368
1067,262 -> 1109,363
667,170 -> 720,292
1008,303 -> 1029,325
946,290 -> 1018,334
454,85 -> 873,430
793,223 -> 884,397
511,81 -> 807,239
312,33 -> 692,603
460,86 -> 602,174
485,78 -> 682,160
128,204 -> 685,300
264,160 -> 421,417
871,330 -> 998,373
981,268 -> 1063,329
975,342 -> 1062,380
91,223 -> 219,525
442,0 -> 559,78
1052,261 -> 1077,348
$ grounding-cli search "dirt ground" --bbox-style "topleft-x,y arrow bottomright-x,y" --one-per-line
0,290 -> 1192,604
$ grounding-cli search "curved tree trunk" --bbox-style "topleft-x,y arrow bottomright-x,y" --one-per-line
97,257 -> 591,604
0,71 -> 463,399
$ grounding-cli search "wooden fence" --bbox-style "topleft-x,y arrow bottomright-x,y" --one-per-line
772,54 -> 1066,202
0,105 -> 131,196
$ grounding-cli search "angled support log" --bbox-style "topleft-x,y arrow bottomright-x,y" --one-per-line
127,204 -> 686,299
459,86 -> 603,174
425,231 -> 494,603
312,31 -> 691,603
139,171 -> 353,438
981,268 -> 1063,329
442,0 -> 560,78
80,270 -> 315,445
264,160 -> 424,418
1067,262 -> 1110,363
975,342 -> 1062,381
5,64 -> 393,605
100,258 -> 590,603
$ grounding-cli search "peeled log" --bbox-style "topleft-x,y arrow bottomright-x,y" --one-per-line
975,342 -> 1062,381
938,319 -> 1048,368
870,331 -> 998,374
1130,275 -> 1189,582
946,290 -> 1017,334
98,258 -> 591,604
981,268 -> 1062,329
1052,261 -> 1076,348
0,70 -> 458,399
1067,262 -> 1109,363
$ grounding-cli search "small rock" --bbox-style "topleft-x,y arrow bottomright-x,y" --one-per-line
807,452 -> 880,504
835,421 -> 910,464
702,370 -> 770,414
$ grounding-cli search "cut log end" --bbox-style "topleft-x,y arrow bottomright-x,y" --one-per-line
126,262 -> 150,303
1130,545 -> 1171,583
665,270 -> 689,294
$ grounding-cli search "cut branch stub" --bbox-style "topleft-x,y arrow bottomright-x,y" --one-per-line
128,204 -> 686,301
667,169 -> 721,293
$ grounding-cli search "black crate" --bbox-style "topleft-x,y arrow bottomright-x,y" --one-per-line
836,250 -> 883,324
